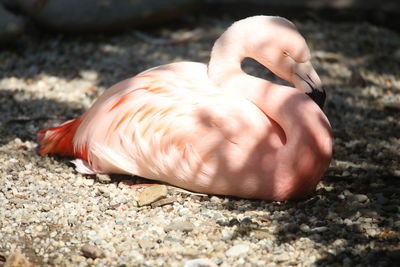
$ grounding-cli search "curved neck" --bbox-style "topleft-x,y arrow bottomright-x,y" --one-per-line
207,25 -> 303,137
207,35 -> 246,89
207,16 -> 287,89
207,28 -> 332,170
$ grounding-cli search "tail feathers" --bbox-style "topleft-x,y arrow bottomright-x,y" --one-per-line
37,118 -> 87,160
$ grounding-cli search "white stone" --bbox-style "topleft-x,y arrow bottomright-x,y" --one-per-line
225,244 -> 250,257
184,258 -> 217,267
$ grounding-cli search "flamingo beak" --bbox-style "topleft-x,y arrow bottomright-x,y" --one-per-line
292,61 -> 326,109
294,72 -> 326,109
303,78 -> 326,109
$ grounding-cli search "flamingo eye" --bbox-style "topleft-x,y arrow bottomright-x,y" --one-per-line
283,51 -> 290,57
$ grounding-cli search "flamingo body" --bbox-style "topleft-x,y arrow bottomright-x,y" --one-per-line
38,16 -> 333,200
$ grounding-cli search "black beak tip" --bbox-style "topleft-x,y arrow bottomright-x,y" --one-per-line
306,88 -> 326,109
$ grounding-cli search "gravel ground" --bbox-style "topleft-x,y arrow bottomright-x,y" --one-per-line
1,15 -> 399,266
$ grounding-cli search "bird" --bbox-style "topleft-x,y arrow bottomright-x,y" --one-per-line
37,16 -> 332,201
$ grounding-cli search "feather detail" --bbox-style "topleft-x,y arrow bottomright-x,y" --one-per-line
37,118 -> 87,160
71,158 -> 97,174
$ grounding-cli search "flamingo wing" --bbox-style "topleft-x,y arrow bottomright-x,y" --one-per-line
72,62 -> 281,191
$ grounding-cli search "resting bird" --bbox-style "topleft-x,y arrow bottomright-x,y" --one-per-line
37,16 -> 332,201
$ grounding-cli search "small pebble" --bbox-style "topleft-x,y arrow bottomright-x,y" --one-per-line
164,220 -> 194,233
150,196 -> 177,208
138,185 -> 168,206
225,244 -> 250,257
81,244 -> 105,259
333,239 -> 347,247
221,229 -> 234,240
138,239 -> 154,249
300,224 -> 310,233
312,226 -> 328,233
349,69 -> 366,87
228,218 -> 240,226
210,196 -> 221,203
96,174 -> 112,183
342,171 -> 350,177
352,194 -> 369,203
5,250 -> 34,267
184,258 -> 217,267
253,230 -> 270,240
285,223 -> 299,233
240,217 -> 253,226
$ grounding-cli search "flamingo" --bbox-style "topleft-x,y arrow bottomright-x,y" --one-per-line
37,16 -> 332,201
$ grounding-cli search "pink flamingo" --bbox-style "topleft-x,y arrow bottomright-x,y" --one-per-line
37,16 -> 332,201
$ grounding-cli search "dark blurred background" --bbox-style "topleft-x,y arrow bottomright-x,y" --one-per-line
1,0 -> 399,44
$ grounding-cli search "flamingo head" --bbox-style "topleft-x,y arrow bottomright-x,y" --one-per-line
248,16 -> 326,108
209,15 -> 327,108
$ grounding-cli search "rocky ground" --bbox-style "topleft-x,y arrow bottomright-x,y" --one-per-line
0,15 -> 399,267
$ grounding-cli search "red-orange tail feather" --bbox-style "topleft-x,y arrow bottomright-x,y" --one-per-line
37,118 -> 87,160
